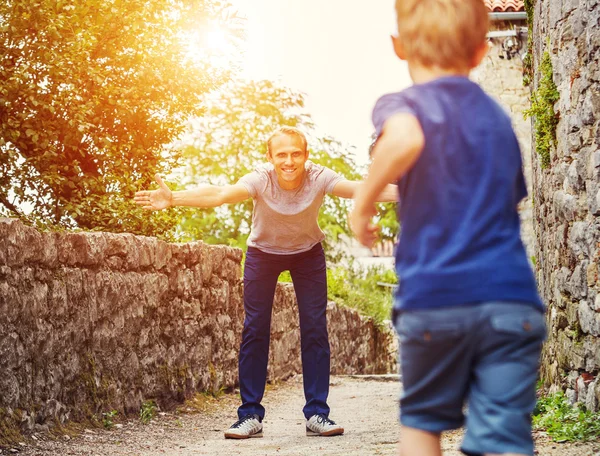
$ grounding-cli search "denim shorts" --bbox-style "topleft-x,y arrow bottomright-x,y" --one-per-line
394,302 -> 546,456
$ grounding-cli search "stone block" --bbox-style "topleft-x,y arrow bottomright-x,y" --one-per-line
1,219 -> 54,267
589,149 -> 600,175
0,370 -> 20,408
586,181 -> 600,215
569,263 -> 588,298
579,300 -> 600,336
553,190 -> 578,221
586,380 -> 599,411
58,232 -> 107,266
565,160 -> 584,192
587,262 -> 598,287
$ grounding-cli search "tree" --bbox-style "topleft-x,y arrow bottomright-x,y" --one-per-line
172,80 -> 364,259
0,0 -> 241,237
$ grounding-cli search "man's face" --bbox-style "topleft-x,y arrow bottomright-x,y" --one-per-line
267,134 -> 308,189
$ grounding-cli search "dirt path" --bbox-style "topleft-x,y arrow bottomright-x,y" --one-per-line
6,375 -> 600,456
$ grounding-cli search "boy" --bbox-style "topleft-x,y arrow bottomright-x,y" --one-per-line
350,1 -> 546,455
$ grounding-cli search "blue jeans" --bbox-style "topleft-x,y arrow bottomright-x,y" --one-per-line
238,243 -> 330,420
395,302 -> 546,456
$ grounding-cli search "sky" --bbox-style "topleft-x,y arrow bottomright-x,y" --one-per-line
227,0 -> 412,167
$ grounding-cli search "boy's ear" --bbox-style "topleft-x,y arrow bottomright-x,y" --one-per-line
471,41 -> 490,68
391,35 -> 406,61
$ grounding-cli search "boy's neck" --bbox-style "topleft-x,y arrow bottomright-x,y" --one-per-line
408,63 -> 470,85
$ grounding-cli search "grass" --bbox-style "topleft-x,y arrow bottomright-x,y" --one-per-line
102,410 -> 118,430
277,261 -> 397,325
326,264 -> 397,325
533,392 -> 600,442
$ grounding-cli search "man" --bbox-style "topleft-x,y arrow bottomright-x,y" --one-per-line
134,127 -> 396,439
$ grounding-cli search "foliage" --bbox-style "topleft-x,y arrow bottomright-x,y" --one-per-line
0,0 -> 241,237
533,392 -> 600,442
102,410 -> 118,430
524,50 -> 559,168
172,79 -> 373,261
327,263 -> 397,324
279,261 -> 396,323
522,0 -> 535,86
140,400 -> 157,425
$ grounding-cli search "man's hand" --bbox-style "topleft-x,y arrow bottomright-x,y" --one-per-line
134,174 -> 173,211
349,206 -> 379,248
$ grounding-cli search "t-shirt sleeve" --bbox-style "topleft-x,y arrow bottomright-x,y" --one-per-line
237,170 -> 264,198
372,92 -> 417,139
317,165 -> 344,194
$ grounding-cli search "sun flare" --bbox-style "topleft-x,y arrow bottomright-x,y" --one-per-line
180,21 -> 240,70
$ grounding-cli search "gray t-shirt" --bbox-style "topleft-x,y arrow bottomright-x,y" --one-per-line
238,161 -> 344,254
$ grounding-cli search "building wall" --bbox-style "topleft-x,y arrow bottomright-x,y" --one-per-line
530,0 -> 600,410
472,20 -> 536,260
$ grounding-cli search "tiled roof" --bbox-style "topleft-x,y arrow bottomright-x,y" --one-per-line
484,0 -> 525,12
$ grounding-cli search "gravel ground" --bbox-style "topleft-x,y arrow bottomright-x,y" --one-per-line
3,375 -> 599,456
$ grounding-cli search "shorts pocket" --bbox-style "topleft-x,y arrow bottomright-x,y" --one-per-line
490,309 -> 546,339
397,313 -> 463,344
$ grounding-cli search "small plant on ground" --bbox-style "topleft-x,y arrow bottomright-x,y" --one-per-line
533,392 -> 600,442
102,410 -> 118,429
140,400 -> 158,425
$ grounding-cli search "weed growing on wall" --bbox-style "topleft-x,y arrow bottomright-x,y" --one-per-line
524,50 -> 560,168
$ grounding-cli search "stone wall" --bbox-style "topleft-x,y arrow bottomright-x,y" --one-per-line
0,218 -> 397,435
530,0 -> 600,410
472,19 -> 536,260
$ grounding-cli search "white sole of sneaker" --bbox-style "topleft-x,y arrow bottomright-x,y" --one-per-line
224,431 -> 263,439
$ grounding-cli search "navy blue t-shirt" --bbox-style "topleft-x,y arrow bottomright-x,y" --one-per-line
372,76 -> 543,311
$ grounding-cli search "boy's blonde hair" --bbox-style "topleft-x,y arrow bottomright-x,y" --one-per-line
267,127 -> 308,156
395,0 -> 489,70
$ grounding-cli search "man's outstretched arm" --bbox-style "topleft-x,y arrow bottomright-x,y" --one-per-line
330,180 -> 398,202
350,113 -> 424,247
134,174 -> 250,211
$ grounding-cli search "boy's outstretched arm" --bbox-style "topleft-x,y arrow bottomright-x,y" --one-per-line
350,113 -> 424,247
134,174 -> 250,211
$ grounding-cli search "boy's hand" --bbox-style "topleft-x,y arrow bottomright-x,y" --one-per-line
134,174 -> 173,211
349,207 -> 379,248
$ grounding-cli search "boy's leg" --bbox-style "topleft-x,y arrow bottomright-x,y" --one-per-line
399,427 -> 442,456
461,303 -> 546,456
395,306 -> 480,454
237,248 -> 283,420
289,244 -> 331,419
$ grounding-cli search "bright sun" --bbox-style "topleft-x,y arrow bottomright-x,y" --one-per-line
180,22 -> 239,70
204,26 -> 230,52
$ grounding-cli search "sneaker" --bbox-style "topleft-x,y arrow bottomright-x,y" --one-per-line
306,413 -> 344,436
224,414 -> 263,439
